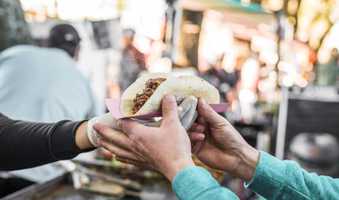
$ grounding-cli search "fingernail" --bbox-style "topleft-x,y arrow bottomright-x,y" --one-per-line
93,123 -> 101,131
97,139 -> 102,146
200,98 -> 207,107
116,120 -> 122,129
164,94 -> 175,102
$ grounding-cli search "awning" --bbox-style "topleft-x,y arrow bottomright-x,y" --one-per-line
180,0 -> 269,14
180,0 -> 275,26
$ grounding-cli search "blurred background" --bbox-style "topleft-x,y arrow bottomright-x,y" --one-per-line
1,0 -> 339,199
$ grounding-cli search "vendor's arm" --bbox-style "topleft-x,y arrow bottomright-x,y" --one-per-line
0,113 -> 92,170
246,151 -> 339,200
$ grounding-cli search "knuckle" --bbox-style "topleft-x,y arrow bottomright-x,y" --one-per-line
107,146 -> 118,155
130,133 -> 142,142
214,121 -> 227,128
164,117 -> 178,125
121,120 -> 131,132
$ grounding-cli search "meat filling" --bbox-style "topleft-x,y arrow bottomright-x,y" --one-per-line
132,78 -> 166,114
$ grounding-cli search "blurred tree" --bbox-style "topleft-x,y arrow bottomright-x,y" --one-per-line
263,0 -> 337,84
292,0 -> 337,84
297,0 -> 334,51
261,0 -> 336,54
0,0 -> 32,51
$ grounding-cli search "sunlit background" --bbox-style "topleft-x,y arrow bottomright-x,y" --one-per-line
2,0 -> 339,199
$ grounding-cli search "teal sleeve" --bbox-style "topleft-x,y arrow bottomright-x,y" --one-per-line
246,151 -> 339,200
172,166 -> 239,200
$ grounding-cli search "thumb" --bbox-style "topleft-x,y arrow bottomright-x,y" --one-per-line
197,98 -> 227,126
161,95 -> 180,124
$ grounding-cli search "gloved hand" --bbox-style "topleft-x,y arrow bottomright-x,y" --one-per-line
86,113 -> 119,147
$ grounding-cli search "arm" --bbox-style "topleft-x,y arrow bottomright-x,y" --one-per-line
188,100 -> 339,200
173,166 -> 239,200
246,152 -> 339,200
0,113 -> 91,170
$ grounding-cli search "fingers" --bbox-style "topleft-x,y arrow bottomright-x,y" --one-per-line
161,95 -> 180,124
189,131 -> 205,154
189,132 -> 205,142
197,116 -> 207,126
118,119 -> 151,138
94,123 -> 132,150
99,148 -> 114,160
116,156 -> 153,170
97,113 -> 120,130
192,141 -> 204,154
100,139 -> 141,161
189,123 -> 206,133
197,98 -> 227,126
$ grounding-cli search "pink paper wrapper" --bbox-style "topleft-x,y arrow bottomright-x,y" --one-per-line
105,98 -> 227,120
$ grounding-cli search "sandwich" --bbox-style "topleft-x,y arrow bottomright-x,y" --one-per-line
119,73 -> 224,180
120,73 -> 220,117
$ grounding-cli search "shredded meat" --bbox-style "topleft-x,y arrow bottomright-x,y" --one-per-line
132,78 -> 166,114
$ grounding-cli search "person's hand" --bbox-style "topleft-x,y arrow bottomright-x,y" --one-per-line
96,95 -> 195,181
74,113 -> 121,151
86,113 -> 120,147
189,99 -> 259,181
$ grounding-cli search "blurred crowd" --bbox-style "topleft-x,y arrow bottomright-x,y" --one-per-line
0,22 -> 152,123
0,23 -> 279,125
0,24 -> 96,122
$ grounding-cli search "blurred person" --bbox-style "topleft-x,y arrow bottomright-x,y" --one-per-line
48,24 -> 81,61
0,22 -> 97,123
96,96 -> 339,200
48,23 -> 103,115
0,45 -> 96,122
201,54 -> 239,102
238,53 -> 260,122
119,28 -> 146,91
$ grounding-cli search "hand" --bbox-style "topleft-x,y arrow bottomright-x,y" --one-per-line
75,113 -> 120,150
86,113 -> 120,147
141,96 -> 198,130
189,99 -> 259,181
95,95 -> 195,181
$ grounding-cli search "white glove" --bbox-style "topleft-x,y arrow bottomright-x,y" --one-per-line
86,113 -> 119,147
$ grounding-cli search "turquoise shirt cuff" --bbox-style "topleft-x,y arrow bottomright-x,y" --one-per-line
172,166 -> 219,200
245,151 -> 287,198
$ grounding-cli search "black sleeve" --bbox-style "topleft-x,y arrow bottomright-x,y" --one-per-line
0,113 -> 85,170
